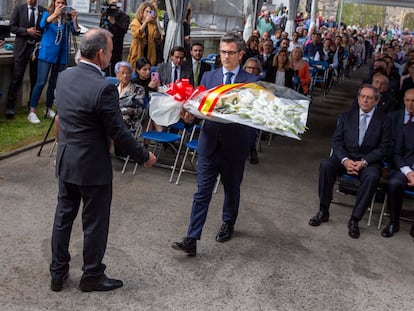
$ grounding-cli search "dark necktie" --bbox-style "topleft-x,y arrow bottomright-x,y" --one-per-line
407,112 -> 414,124
359,113 -> 368,146
29,7 -> 35,28
173,67 -> 178,82
194,61 -> 200,87
225,72 -> 234,84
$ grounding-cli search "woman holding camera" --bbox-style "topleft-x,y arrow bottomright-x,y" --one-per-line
27,0 -> 80,124
128,2 -> 161,70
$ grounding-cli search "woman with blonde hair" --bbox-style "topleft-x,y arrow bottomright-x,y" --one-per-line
128,2 -> 161,69
290,46 -> 311,95
264,49 -> 294,89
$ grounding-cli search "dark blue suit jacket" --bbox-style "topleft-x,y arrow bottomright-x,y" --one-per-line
393,122 -> 414,170
197,68 -> 259,161
332,108 -> 391,165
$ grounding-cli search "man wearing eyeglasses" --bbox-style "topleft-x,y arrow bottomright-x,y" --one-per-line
172,33 -> 259,256
308,84 -> 391,239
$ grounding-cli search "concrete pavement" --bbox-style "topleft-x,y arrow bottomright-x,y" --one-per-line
1,65 -> 414,310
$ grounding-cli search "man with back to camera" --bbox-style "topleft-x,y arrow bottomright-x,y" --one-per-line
308,84 -> 391,239
5,0 -> 46,118
99,0 -> 130,76
49,28 -> 156,292
172,33 -> 259,256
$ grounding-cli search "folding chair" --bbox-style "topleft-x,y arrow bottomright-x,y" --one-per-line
378,189 -> 414,230
137,120 -> 187,182
332,173 -> 379,227
175,124 -> 201,185
309,60 -> 329,102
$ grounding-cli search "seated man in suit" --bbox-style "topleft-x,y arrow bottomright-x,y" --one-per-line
184,42 -> 211,87
172,33 -> 259,256
382,89 -> 414,238
157,45 -> 194,86
309,84 -> 391,239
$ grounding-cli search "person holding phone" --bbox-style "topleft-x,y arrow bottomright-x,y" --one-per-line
27,0 -> 80,124
132,57 -> 162,132
128,2 -> 161,69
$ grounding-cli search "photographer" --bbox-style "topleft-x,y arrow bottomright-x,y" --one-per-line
99,0 -> 130,76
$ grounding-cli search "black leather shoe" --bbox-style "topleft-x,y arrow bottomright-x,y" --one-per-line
381,222 -> 400,238
410,224 -> 414,238
5,108 -> 15,119
308,211 -> 329,226
216,222 -> 234,242
171,237 -> 196,256
250,149 -> 259,164
50,271 -> 69,292
79,274 -> 123,292
348,219 -> 360,239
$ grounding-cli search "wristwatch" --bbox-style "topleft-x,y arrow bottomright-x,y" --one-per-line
361,158 -> 368,167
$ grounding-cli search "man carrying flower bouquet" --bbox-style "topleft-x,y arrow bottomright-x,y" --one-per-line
172,33 -> 259,256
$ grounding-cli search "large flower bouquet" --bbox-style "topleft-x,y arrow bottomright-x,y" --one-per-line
149,79 -> 310,140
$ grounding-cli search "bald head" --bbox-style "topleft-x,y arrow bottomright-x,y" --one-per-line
404,88 -> 414,114
80,28 -> 113,60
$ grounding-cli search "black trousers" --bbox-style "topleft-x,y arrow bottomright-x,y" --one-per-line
387,170 -> 410,224
50,179 -> 112,279
319,156 -> 381,220
7,44 -> 38,109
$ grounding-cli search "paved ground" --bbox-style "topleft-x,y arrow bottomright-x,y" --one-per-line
1,65 -> 414,310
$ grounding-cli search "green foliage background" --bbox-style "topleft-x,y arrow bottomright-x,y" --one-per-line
341,4 -> 386,27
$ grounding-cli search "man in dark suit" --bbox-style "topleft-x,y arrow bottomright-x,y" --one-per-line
382,88 -> 414,238
5,0 -> 46,118
157,45 -> 194,86
309,84 -> 391,239
258,39 -> 275,75
184,42 -> 211,87
50,29 -> 156,292
172,33 -> 259,256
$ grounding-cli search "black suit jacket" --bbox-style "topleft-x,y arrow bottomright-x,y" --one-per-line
184,58 -> 211,86
332,108 -> 391,165
157,61 -> 194,86
393,122 -> 414,170
55,62 -> 149,186
9,3 -> 46,59
197,68 -> 259,161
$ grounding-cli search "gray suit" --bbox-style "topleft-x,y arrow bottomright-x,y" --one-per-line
50,62 -> 149,280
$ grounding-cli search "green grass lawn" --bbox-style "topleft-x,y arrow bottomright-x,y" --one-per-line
0,104 -> 55,156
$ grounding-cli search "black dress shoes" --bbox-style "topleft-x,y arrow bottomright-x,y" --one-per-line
171,237 -> 197,256
79,274 -> 123,292
50,271 -> 69,292
308,211 -> 329,226
5,108 -> 15,119
250,149 -> 259,164
410,224 -> 414,238
348,219 -> 360,239
216,222 -> 234,242
381,222 -> 400,238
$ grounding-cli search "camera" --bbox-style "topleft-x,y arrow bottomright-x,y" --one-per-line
64,6 -> 72,13
100,2 -> 121,29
